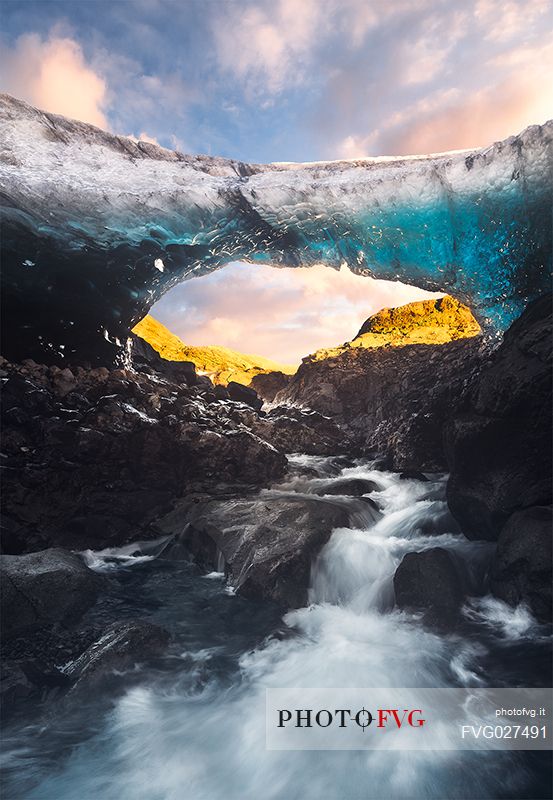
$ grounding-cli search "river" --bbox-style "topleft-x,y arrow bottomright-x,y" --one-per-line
2,457 -> 551,799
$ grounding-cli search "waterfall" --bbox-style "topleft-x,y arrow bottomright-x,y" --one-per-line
2,458 -> 550,800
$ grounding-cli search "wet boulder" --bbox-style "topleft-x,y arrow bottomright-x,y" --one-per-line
0,549 -> 106,639
214,384 -> 230,401
313,478 -> 378,497
399,471 -> 429,482
227,381 -> 263,410
393,547 -> 465,629
65,620 -> 170,692
490,506 -> 552,622
174,495 -> 353,608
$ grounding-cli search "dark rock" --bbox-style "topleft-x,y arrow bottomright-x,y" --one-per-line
359,496 -> 380,512
490,506 -> 552,622
249,371 -> 292,403
0,658 -> 72,714
446,295 -> 552,540
65,620 -> 170,691
0,548 -> 106,639
1,662 -> 35,713
393,547 -> 465,629
399,471 -> 429,482
227,381 -> 263,410
214,384 -> 230,401
247,405 -> 353,456
0,358 -> 287,552
196,374 -> 214,391
275,338 -> 485,470
174,495 -> 353,608
128,333 -> 197,385
313,478 -> 378,497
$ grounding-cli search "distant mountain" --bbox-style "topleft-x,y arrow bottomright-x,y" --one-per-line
132,314 -> 296,386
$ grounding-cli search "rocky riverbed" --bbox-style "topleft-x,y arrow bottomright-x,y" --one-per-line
2,456 -> 552,800
1,294 -> 551,800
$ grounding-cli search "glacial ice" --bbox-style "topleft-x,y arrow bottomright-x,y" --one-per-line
0,94 -> 551,362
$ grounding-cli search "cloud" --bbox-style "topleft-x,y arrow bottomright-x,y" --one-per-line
338,39 -> 553,157
0,31 -> 108,127
86,46 -> 194,146
151,262 -> 442,363
211,0 -> 427,97
475,0 -> 550,42
0,25 -> 192,149
212,0 -> 325,95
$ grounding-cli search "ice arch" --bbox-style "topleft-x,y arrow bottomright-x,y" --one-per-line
0,94 -> 551,364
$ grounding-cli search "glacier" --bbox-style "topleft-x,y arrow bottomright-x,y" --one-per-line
0,94 -> 551,363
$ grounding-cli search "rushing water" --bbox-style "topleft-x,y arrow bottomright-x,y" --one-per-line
2,457 -> 551,800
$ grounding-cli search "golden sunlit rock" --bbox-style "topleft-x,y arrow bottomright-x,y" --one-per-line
307,296 -> 480,362
131,314 -> 296,386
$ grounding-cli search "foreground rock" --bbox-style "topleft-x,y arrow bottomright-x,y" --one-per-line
0,356 -> 287,553
312,478 -> 378,497
65,620 -> 171,693
446,295 -> 552,540
490,507 -> 552,622
159,495 -> 354,608
0,549 -> 105,639
393,548 -> 465,629
1,660 -> 71,714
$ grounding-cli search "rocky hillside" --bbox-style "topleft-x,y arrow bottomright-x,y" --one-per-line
306,295 -> 480,362
274,296 -> 484,470
132,314 -> 296,387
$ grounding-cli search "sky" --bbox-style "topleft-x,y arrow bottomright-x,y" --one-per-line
150,263 -> 443,363
1,0 -> 552,360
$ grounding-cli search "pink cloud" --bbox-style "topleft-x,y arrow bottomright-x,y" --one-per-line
339,53 -> 552,156
152,263 -> 442,363
0,32 -> 108,127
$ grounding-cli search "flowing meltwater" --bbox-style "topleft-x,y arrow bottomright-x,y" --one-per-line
2,458 -> 551,800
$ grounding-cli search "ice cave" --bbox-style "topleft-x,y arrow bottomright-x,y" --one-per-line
0,94 -> 551,364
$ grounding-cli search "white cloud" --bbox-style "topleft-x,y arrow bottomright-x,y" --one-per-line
0,32 -> 108,127
475,0 -> 550,42
213,0 -> 325,94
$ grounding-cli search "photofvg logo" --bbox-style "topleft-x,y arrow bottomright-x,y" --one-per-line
265,688 -> 553,751
277,707 -> 425,732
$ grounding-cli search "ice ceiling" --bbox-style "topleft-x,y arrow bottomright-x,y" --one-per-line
1,94 -> 551,364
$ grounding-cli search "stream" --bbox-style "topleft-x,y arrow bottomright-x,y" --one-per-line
2,456 -> 551,799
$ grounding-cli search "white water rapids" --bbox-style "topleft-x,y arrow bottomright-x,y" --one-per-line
3,457 -> 550,799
